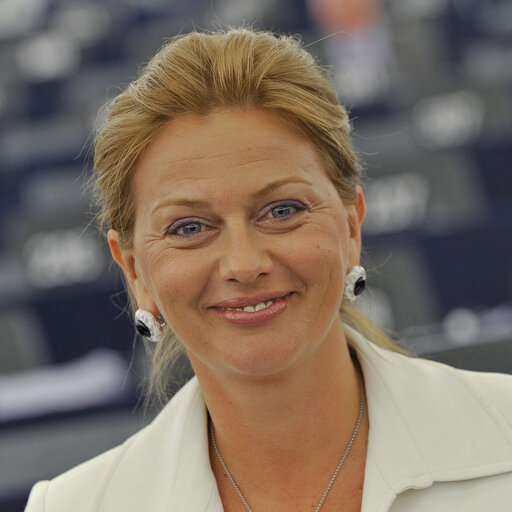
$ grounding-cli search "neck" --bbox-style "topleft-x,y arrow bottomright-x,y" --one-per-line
188,323 -> 366,502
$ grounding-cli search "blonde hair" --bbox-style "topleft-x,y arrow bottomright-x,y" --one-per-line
93,28 -> 407,406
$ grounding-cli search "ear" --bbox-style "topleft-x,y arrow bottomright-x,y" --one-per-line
107,229 -> 159,315
347,186 -> 366,267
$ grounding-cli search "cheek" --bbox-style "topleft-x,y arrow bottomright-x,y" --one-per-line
308,220 -> 350,264
139,248 -> 206,312
305,225 -> 352,291
283,230 -> 347,287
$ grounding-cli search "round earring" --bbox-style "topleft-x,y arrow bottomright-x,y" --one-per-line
134,309 -> 165,343
344,266 -> 366,302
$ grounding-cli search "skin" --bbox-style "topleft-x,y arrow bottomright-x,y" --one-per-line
109,108 -> 367,510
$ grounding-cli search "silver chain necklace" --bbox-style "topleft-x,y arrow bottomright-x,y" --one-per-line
209,372 -> 365,512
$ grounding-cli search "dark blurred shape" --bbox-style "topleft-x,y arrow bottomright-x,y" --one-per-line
308,0 -> 400,109
428,337 -> 512,375
0,0 -> 47,40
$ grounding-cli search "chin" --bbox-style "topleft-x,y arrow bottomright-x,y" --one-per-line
219,340 -> 309,380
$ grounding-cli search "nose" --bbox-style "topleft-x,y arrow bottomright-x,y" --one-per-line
218,224 -> 273,284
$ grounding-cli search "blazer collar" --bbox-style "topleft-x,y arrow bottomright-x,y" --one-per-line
168,382 -> 223,511
346,325 -> 512,511
98,378 -> 223,512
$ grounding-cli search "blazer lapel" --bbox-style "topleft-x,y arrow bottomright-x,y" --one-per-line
346,325 -> 512,512
170,381 -> 223,511
97,378 -> 223,512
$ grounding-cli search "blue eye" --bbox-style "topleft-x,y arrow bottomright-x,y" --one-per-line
179,222 -> 202,235
167,220 -> 204,237
272,205 -> 293,218
266,201 -> 306,220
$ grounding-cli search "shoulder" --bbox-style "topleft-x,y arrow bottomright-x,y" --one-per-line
352,327 -> 512,425
25,441 -> 130,512
389,347 -> 512,424
350,325 -> 512,471
25,377 -> 203,512
350,328 -> 512,507
449,363 -> 512,425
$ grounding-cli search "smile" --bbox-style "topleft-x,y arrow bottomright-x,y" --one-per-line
211,293 -> 293,326
226,300 -> 274,312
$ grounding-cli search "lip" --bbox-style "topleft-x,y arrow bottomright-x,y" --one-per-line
210,292 -> 294,326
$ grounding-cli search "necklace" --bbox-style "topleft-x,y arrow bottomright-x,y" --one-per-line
209,371 -> 365,512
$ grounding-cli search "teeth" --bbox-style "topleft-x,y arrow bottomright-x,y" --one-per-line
226,299 -> 275,312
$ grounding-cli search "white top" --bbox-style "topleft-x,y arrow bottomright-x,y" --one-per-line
25,326 -> 512,511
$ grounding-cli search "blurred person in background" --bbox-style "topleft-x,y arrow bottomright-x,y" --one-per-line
25,28 -> 512,512
308,0 -> 397,107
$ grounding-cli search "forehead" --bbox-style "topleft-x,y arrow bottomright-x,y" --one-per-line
137,109 -> 325,174
132,109 -> 330,201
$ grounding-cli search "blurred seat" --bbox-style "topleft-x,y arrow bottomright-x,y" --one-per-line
0,306 -> 50,373
427,337 -> 512,375
357,244 -> 441,334
0,116 -> 88,171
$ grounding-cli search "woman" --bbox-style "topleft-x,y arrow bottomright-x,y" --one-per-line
26,28 -> 512,511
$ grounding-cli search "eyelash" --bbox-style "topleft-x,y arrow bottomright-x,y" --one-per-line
166,218 -> 208,238
262,200 -> 307,221
166,200 -> 306,238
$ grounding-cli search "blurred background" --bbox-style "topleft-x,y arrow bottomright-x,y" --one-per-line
0,0 -> 511,509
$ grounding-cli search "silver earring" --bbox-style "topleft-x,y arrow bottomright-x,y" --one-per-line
344,266 -> 366,302
134,309 -> 165,343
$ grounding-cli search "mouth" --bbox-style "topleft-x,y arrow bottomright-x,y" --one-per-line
211,292 -> 292,311
225,299 -> 276,313
210,293 -> 293,325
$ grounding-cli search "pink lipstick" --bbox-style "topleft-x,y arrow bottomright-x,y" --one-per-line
211,293 -> 293,326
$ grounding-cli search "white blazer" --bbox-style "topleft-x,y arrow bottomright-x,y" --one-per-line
25,326 -> 512,511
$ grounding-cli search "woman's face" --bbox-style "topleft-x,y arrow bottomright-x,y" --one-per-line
109,109 -> 365,379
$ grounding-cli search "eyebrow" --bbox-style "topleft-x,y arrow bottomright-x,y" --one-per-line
151,177 -> 313,214
250,177 -> 313,201
151,198 -> 210,216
